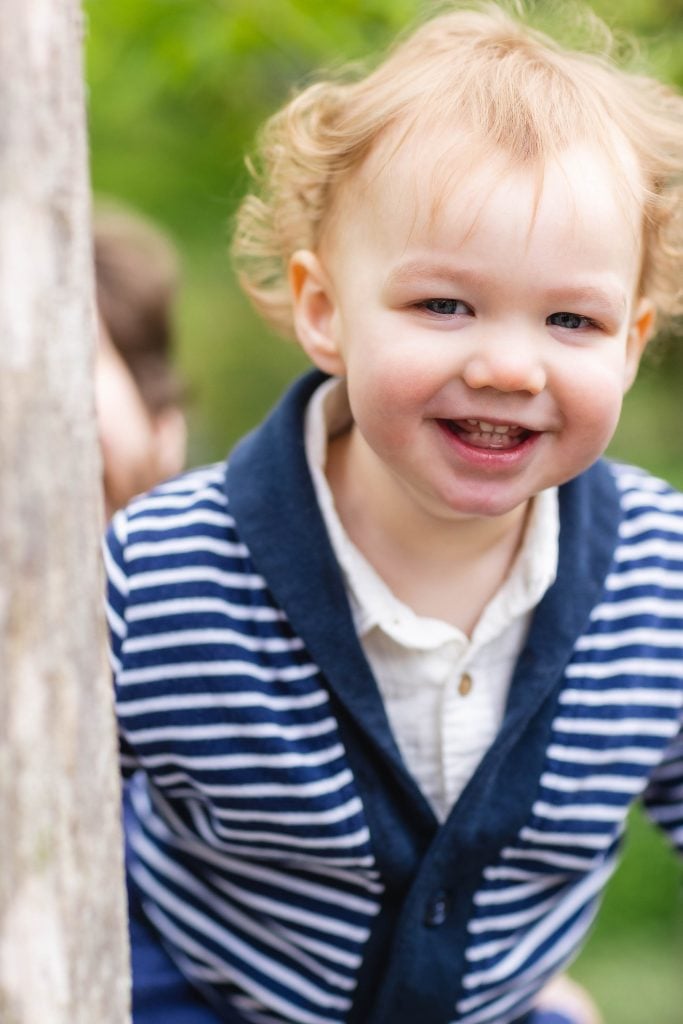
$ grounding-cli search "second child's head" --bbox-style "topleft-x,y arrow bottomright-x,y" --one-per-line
94,206 -> 187,517
234,3 -> 683,523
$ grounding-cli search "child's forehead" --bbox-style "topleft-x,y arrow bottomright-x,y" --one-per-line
329,122 -> 644,249
321,131 -> 645,303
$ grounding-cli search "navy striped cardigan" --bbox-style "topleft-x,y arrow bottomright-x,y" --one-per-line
105,371 -> 683,1024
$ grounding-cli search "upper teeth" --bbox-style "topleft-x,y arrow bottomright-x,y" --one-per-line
467,419 -> 511,434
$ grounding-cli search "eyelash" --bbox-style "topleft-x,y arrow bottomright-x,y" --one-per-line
417,300 -> 602,331
546,311 -> 601,331
419,298 -> 472,316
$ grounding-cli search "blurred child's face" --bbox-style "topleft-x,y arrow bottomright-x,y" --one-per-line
291,139 -> 654,530
95,326 -> 186,518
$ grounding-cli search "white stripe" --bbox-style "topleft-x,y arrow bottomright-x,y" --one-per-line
105,601 -> 127,641
129,488 -> 227,513
119,659 -> 318,686
275,925 -> 363,969
501,847 -> 596,871
613,469 -> 666,492
531,800 -> 623,823
547,743 -> 666,766
519,826 -> 616,850
141,741 -> 346,771
468,894 -> 559,934
118,688 -> 328,717
619,511 -> 683,538
128,565 -> 266,591
565,658 -> 683,679
208,821 -> 372,852
590,596 -> 683,620
102,538 -> 129,599
152,767 -> 355,800
124,627 -> 304,655
554,716 -> 677,737
287,858 -> 382,890
559,686 -> 682,707
540,771 -> 645,795
607,567 -> 683,590
482,865 -> 539,882
614,538 -> 683,561
168,840 -> 374,869
127,536 -> 248,560
109,509 -> 129,548
473,875 -> 564,906
464,934 -> 517,962
128,717 -> 337,745
620,490 -> 683,513
193,795 -> 364,828
127,508 -> 233,533
573,628 -> 683,651
128,596 -> 285,623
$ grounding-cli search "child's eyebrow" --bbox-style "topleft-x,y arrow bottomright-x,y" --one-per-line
384,260 -> 487,291
541,285 -> 628,321
385,261 -> 628,320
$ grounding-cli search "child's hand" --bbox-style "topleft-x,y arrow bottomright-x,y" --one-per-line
534,973 -> 603,1024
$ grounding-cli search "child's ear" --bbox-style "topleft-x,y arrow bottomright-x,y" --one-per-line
623,297 -> 656,392
289,250 -> 346,377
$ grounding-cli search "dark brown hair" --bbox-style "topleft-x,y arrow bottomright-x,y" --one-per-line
94,204 -> 184,412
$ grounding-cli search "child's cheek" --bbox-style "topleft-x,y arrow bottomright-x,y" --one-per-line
563,361 -> 627,452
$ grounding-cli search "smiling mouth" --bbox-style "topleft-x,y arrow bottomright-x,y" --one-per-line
438,418 -> 534,450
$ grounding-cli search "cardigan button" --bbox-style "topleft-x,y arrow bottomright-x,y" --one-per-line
424,890 -> 450,927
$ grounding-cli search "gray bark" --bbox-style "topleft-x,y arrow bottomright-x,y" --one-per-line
0,1 -> 130,1021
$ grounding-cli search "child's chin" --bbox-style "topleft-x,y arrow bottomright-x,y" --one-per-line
441,491 -> 533,522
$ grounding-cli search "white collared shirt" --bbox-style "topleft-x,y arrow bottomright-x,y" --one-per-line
305,378 -> 559,821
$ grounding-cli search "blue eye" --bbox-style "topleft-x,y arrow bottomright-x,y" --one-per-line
421,299 -> 471,316
547,311 -> 596,330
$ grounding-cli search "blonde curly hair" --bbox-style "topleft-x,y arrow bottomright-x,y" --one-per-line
232,2 -> 683,338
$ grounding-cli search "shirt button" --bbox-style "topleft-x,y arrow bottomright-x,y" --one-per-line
424,890 -> 450,928
458,672 -> 473,696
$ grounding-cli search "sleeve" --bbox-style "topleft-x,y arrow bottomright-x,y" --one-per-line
102,509 -> 139,778
642,722 -> 683,857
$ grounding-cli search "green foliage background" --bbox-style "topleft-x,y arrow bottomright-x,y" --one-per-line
85,2 -> 683,1020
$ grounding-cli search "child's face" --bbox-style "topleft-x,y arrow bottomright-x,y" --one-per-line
95,326 -> 186,518
291,139 -> 654,527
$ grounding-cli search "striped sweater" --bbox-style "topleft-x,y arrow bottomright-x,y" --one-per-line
105,371 -> 683,1024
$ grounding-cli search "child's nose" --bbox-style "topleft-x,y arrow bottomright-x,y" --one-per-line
462,335 -> 546,395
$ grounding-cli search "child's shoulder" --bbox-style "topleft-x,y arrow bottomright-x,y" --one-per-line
608,459 -> 683,515
606,460 -> 683,560
105,461 -> 232,557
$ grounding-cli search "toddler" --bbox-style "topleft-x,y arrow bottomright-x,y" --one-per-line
104,5 -> 683,1024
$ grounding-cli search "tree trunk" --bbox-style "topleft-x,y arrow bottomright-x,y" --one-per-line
0,1 -> 130,1022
